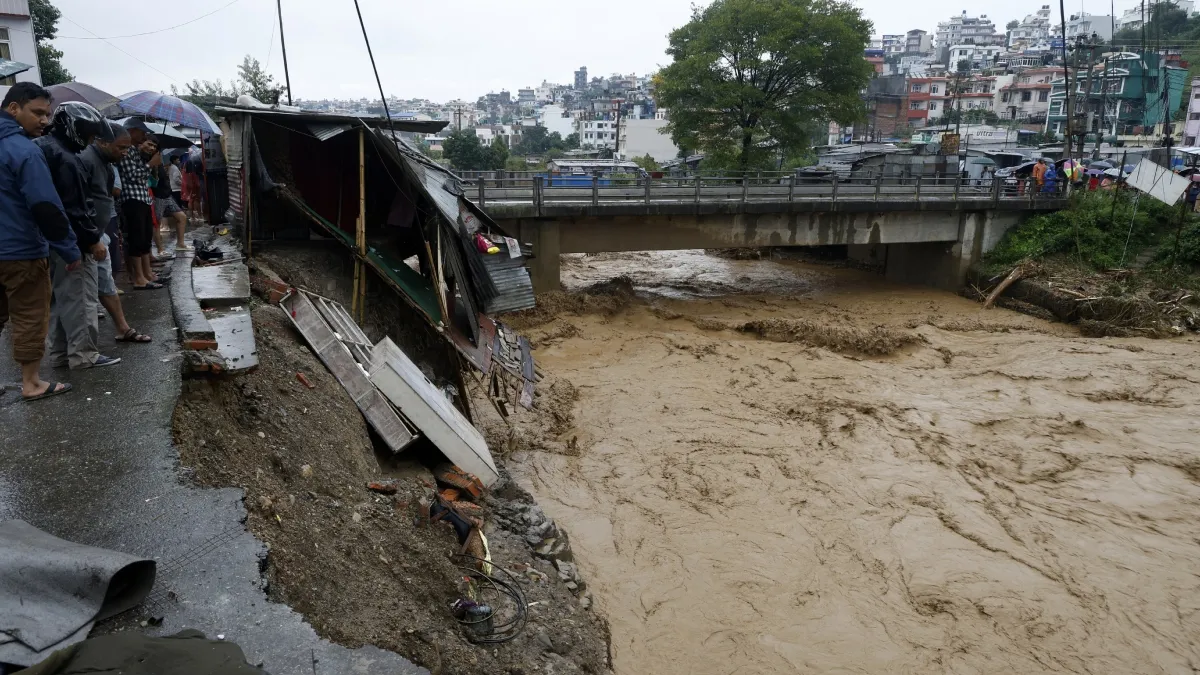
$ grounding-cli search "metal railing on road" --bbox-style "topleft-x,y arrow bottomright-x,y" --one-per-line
461,174 -> 1066,210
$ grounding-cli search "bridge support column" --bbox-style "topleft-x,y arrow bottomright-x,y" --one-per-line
526,220 -> 562,293
884,210 -> 1022,290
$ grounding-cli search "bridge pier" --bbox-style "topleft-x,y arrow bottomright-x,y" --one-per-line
883,210 -> 1021,289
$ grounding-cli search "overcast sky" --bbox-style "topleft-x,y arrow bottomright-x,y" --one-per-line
51,0 -> 1123,104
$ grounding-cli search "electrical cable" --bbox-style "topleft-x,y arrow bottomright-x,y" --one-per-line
60,14 -> 180,84
449,553 -> 529,644
350,0 -> 396,140
14,0 -> 242,40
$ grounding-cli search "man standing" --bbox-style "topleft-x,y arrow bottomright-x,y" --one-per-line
0,83 -> 77,400
35,101 -> 120,370
116,119 -> 162,289
152,151 -> 190,253
80,121 -> 151,345
1032,158 -> 1047,191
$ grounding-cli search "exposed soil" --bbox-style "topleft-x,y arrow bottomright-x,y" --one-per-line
173,300 -> 610,675
492,250 -> 1200,675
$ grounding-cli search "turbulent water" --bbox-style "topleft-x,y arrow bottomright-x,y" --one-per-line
510,251 -> 1200,675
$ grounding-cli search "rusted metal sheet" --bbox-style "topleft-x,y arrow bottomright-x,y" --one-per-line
308,123 -> 353,142
281,290 -> 416,453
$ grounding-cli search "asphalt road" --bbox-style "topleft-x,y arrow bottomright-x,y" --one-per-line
0,262 -> 424,674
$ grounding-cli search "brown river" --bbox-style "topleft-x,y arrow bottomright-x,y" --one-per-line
507,250 -> 1200,675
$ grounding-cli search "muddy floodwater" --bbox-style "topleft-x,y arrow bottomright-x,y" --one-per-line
510,251 -> 1200,675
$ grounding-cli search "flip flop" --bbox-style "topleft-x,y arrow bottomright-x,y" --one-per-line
134,282 -> 164,290
23,382 -> 72,402
116,328 -> 152,343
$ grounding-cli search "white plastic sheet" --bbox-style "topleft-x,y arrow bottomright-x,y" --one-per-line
1126,158 -> 1191,206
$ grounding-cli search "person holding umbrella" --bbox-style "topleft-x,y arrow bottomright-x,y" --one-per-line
116,118 -> 163,289
33,101 -> 121,370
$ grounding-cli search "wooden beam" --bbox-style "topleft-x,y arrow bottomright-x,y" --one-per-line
355,126 -> 368,323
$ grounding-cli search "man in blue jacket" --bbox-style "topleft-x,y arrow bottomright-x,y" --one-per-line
0,83 -> 78,401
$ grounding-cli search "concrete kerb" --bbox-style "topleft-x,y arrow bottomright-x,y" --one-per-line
167,251 -> 217,351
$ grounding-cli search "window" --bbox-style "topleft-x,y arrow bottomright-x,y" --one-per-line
910,100 -> 923,109
1194,92 -> 1200,98
911,84 -> 924,92
1049,101 -> 1063,116
1191,113 -> 1200,120
1022,91 -> 1032,102
931,85 -> 940,94
0,28 -> 11,86
1038,91 -> 1048,102
929,102 -> 938,110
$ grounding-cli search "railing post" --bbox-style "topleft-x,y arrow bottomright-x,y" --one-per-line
788,174 -> 795,203
914,174 -> 922,201
874,173 -> 882,202
478,177 -> 486,207
592,175 -> 599,207
741,175 -> 749,204
644,174 -> 652,207
1028,177 -> 1035,205
953,173 -> 960,201
695,174 -> 702,206
831,174 -> 839,202
535,176 -> 543,216
992,176 -> 1000,206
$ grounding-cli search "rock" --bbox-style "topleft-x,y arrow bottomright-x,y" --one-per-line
525,534 -> 543,547
257,496 -> 273,512
300,465 -> 313,479
565,581 -> 578,591
535,630 -> 554,652
257,431 -> 266,439
352,512 -> 362,523
579,595 -> 592,610
366,479 -> 400,495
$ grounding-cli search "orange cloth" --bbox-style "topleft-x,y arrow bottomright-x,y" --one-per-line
1032,163 -> 1047,185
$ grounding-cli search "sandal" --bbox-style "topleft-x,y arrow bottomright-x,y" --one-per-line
116,328 -> 152,343
134,282 -> 164,290
23,381 -> 72,402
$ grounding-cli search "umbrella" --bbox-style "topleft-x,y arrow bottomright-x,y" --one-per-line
968,157 -> 996,165
116,117 -> 195,150
0,58 -> 33,79
1103,168 -> 1125,178
116,91 -> 221,135
45,82 -> 119,114
1089,160 -> 1114,170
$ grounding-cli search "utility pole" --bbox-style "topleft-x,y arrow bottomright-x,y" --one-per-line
1094,55 -> 1109,159
276,0 -> 292,105
1080,36 -> 1098,160
1059,0 -> 1073,155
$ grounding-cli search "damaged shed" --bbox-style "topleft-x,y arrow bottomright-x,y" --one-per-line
220,106 -> 537,481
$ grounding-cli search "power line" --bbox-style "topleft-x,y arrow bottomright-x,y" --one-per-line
60,14 -> 180,84
37,0 -> 243,40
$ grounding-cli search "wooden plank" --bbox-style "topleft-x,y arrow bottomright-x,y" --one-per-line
282,292 -> 416,453
370,337 -> 499,486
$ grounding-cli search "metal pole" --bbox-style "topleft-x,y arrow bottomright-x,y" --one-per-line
1095,55 -> 1108,159
478,177 -> 485,207
352,0 -> 395,139
741,176 -> 748,204
914,174 -> 922,201
592,174 -> 599,207
694,174 -> 701,207
953,172 -> 960,201
788,174 -> 795,203
276,0 -> 293,105
831,174 -> 839,202
644,174 -> 651,207
1059,0 -> 1073,153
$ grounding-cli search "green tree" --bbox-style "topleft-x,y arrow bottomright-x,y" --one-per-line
654,0 -> 872,171
237,55 -> 285,105
486,137 -> 509,170
443,130 -> 487,170
563,132 -> 580,150
941,108 -> 1000,126
631,154 -> 660,172
29,0 -> 71,85
1005,19 -> 1019,30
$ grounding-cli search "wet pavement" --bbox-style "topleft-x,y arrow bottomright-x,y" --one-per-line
0,274 -> 424,674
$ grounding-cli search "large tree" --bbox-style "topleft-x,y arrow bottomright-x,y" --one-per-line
29,0 -> 71,85
654,0 -> 872,171
443,130 -> 508,170
237,56 -> 285,105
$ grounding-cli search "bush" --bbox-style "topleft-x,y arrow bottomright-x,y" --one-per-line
985,191 -> 1185,272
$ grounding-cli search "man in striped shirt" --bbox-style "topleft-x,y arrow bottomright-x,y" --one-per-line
115,119 -> 161,289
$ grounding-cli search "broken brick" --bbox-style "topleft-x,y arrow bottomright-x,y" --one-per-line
367,480 -> 399,495
296,372 -> 316,389
434,464 -> 485,500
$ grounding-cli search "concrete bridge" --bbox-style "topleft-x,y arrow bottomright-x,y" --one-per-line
463,175 -> 1068,292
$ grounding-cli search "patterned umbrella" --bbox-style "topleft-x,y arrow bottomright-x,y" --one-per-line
46,82 -> 119,114
116,90 -> 221,135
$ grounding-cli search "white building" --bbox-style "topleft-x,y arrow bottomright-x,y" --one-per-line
617,119 -> 679,163
538,104 -> 575,138
1116,0 -> 1195,33
936,12 -> 1004,49
1051,12 -> 1114,42
882,34 -> 905,56
577,119 -> 618,150
0,0 -> 42,96
948,44 -> 1004,72
905,29 -> 933,54
1008,5 -> 1052,48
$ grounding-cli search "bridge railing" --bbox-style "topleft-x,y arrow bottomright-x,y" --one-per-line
463,175 -> 1062,209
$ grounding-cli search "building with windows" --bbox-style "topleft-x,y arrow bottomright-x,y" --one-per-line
906,77 -> 949,127
1050,12 -> 1114,42
882,34 -> 905,56
935,12 -> 1004,49
998,67 -> 1057,124
948,44 -> 1004,72
0,0 -> 42,93
577,119 -> 618,150
574,67 -> 588,90
1116,0 -> 1196,33
1184,76 -> 1200,145
905,29 -> 933,55
1046,52 -> 1188,139
1008,6 -> 1052,49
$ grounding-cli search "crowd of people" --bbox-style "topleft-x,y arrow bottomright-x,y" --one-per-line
0,82 -> 202,402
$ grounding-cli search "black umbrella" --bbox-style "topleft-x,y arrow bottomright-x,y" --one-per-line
45,82 -> 120,114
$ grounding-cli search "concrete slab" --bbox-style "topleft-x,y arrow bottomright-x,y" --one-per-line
168,252 -> 214,344
208,308 -> 259,374
193,264 -> 251,307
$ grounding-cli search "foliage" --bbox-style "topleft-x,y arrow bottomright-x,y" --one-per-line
1155,220 -> 1200,269
237,56 -> 285,105
631,154 -> 660,172
1023,131 -> 1056,146
1111,2 -> 1200,87
985,191 -> 1185,272
940,108 -> 1000,125
511,126 -> 573,155
654,0 -> 872,171
442,130 -> 509,171
563,132 -> 580,150
1005,19 -> 1019,30
29,0 -> 71,85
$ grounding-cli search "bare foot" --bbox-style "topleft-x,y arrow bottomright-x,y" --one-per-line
22,379 -> 68,398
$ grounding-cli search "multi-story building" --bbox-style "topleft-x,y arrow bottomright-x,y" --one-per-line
905,29 -> 933,55
948,44 -> 1004,72
936,13 -> 1004,49
577,119 -> 618,150
1184,76 -> 1200,145
1008,5 -> 1052,49
0,0 -> 42,92
906,76 -> 949,128
998,67 -> 1057,123
574,67 -> 588,90
882,34 -> 905,56
864,75 -> 908,138
1046,52 -> 1188,139
1115,0 -> 1195,34
1050,12 -> 1114,42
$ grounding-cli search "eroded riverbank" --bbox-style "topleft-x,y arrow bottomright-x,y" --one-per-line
505,251 -> 1200,675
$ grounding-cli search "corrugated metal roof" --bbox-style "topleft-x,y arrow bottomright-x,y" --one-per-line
480,249 -> 535,314
308,123 -> 352,141
215,106 -> 448,134
0,0 -> 30,16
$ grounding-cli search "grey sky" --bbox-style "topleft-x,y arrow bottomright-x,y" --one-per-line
52,0 -> 1123,104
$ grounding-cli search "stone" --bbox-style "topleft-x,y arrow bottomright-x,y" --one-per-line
579,596 -> 592,610
565,581 -> 578,591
